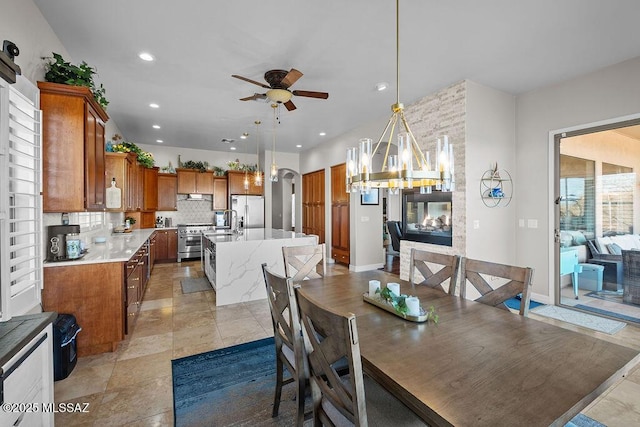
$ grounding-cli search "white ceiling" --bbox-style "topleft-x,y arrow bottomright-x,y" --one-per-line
33,0 -> 640,155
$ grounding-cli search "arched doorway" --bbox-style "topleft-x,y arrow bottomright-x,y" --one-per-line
271,168 -> 301,232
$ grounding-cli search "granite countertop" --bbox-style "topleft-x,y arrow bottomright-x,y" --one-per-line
43,229 -> 156,267
0,312 -> 57,372
203,228 -> 313,244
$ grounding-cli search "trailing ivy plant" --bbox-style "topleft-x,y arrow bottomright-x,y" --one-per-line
42,52 -> 109,110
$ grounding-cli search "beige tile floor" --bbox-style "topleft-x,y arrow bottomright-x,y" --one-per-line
54,261 -> 640,426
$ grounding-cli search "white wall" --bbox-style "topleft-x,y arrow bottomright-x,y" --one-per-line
516,56 -> 640,299
1,0 -> 123,142
465,81 -> 517,263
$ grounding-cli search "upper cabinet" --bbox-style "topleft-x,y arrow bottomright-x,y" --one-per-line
213,177 -> 228,210
227,170 -> 264,196
176,169 -> 214,194
157,173 -> 178,211
105,154 -> 158,212
105,152 -> 137,212
39,82 -> 109,212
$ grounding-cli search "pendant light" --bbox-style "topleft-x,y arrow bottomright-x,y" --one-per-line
346,0 -> 454,194
269,103 -> 279,182
254,120 -> 262,187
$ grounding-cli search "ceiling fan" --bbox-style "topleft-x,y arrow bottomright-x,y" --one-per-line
232,68 -> 329,111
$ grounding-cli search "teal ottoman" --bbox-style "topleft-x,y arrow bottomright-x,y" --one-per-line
577,263 -> 604,292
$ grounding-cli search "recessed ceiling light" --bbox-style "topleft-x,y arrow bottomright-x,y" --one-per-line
149,103 -> 159,109
156,139 -> 163,143
319,132 -> 326,136
375,82 -> 388,91
230,147 -> 237,151
138,52 -> 154,62
152,124 -> 161,129
296,144 -> 302,148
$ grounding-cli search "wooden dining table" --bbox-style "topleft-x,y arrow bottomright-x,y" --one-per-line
298,270 -> 640,427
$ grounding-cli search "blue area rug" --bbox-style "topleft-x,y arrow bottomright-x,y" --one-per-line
504,293 -> 544,311
172,337 -> 299,426
565,413 -> 606,427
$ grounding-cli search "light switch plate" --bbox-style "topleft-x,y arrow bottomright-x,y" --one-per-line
473,220 -> 480,229
527,219 -> 538,228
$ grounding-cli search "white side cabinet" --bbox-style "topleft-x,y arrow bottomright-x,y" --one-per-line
0,324 -> 54,427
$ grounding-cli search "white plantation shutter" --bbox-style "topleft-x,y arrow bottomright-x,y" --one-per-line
0,77 -> 42,320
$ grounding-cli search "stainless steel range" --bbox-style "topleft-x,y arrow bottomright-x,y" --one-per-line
177,223 -> 214,262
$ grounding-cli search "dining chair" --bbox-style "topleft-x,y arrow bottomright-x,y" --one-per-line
261,263 -> 307,426
409,248 -> 461,295
283,243 -> 326,283
460,257 -> 534,316
294,284 -> 425,426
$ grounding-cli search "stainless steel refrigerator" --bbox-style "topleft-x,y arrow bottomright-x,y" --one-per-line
230,195 -> 265,228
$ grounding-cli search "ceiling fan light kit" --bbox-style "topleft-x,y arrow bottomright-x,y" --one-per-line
346,0 -> 454,195
233,68 -> 329,112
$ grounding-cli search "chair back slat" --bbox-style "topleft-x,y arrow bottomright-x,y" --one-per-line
294,284 -> 368,426
460,257 -> 534,316
261,264 -> 307,425
283,243 -> 327,283
409,248 -> 460,295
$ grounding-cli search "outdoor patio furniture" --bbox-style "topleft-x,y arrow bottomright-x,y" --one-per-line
621,250 -> 640,305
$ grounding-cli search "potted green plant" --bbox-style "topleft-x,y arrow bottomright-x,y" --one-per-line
42,52 -> 109,110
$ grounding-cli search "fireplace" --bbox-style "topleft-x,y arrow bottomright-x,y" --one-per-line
402,191 -> 452,246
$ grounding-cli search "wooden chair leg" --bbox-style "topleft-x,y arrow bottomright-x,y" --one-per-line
295,376 -> 306,426
272,357 -> 284,417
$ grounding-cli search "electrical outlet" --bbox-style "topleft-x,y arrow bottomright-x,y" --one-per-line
527,219 -> 538,228
519,219 -> 525,228
361,216 -> 369,222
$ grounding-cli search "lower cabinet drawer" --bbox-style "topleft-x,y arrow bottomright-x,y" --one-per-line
332,247 -> 350,265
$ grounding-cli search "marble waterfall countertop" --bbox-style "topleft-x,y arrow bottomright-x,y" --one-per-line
43,229 -> 157,267
202,228 -> 319,306
203,227 -> 311,244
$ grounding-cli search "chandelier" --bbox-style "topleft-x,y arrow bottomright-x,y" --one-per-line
269,103 -> 279,182
346,0 -> 454,195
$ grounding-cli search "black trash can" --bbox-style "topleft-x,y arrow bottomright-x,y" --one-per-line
53,313 -> 82,381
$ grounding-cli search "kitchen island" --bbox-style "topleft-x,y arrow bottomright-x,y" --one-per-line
202,228 -> 318,306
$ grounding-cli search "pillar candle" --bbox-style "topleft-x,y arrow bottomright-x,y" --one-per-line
405,296 -> 420,316
387,282 -> 400,296
369,280 -> 381,297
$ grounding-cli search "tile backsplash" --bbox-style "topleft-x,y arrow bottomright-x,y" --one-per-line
156,195 -> 217,225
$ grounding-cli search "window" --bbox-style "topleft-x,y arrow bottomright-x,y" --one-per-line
559,155 -> 595,235
601,163 -> 634,235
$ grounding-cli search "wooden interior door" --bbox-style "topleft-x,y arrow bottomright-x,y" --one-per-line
331,163 -> 349,265
302,169 -> 325,244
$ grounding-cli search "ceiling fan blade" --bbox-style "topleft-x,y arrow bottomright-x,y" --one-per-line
232,74 -> 270,89
283,100 -> 297,111
239,93 -> 267,101
281,68 -> 303,88
292,90 -> 329,99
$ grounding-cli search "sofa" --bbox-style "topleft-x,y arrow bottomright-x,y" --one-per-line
586,234 -> 640,292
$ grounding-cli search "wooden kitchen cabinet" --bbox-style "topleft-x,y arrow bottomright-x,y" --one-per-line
331,163 -> 350,265
213,177 -> 228,209
39,81 -> 109,212
302,169 -> 325,244
43,262 -> 124,356
105,152 -> 137,211
142,166 -> 159,211
157,173 -> 178,210
227,170 -> 264,195
176,168 -> 214,194
155,229 -> 178,262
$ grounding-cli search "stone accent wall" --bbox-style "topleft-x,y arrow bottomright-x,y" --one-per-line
400,81 -> 467,280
